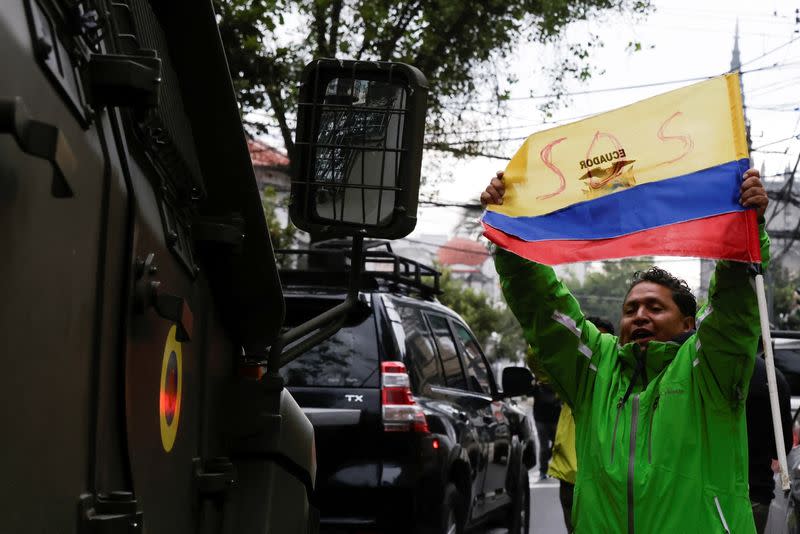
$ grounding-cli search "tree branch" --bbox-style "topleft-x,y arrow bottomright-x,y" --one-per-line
377,1 -> 420,60
312,0 -> 330,56
266,85 -> 295,163
413,5 -> 472,79
328,0 -> 344,55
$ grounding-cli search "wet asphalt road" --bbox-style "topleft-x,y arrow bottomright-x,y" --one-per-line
484,470 -> 567,533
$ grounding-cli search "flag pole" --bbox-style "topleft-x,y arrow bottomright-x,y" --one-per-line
754,271 -> 790,491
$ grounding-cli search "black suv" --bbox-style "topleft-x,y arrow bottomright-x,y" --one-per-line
276,242 -> 536,533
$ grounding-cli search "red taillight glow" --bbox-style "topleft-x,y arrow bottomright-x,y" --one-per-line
432,438 -> 440,449
381,361 -> 429,433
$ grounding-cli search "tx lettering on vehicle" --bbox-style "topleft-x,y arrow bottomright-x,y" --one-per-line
345,394 -> 364,402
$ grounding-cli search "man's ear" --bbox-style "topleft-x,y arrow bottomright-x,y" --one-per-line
682,315 -> 696,332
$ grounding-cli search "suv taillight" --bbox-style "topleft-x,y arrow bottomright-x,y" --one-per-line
381,361 -> 429,433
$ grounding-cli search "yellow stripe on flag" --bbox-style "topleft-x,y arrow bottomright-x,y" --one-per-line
489,73 -> 748,218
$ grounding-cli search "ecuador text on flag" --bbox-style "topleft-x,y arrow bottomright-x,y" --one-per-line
481,73 -> 761,265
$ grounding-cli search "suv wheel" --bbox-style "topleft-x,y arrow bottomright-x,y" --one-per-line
440,483 -> 465,534
507,468 -> 530,534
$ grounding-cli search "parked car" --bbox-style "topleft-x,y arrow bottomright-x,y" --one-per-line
276,241 -> 536,534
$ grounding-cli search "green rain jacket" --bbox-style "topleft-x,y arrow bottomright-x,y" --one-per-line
496,226 -> 770,534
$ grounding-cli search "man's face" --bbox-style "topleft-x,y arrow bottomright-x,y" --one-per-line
619,281 -> 695,347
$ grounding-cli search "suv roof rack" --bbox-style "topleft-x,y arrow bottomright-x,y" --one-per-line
772,330 -> 800,338
276,239 -> 441,299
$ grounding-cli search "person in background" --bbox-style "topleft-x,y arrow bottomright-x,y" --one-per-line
531,378 -> 561,481
547,316 -> 616,533
747,345 -> 792,533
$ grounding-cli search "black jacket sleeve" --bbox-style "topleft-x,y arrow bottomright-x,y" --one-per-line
777,366 -> 793,456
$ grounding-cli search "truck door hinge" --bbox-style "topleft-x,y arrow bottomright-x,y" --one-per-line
194,457 -> 237,499
78,492 -> 143,534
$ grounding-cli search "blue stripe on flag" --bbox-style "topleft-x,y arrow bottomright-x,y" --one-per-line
482,159 -> 750,242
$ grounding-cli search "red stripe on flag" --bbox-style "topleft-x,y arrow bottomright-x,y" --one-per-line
482,211 -> 761,265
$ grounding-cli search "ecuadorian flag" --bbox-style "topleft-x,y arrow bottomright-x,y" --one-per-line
482,73 -> 762,265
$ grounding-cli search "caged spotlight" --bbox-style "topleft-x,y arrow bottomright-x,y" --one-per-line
291,59 -> 428,240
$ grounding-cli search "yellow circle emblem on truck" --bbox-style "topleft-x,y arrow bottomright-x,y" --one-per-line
159,325 -> 183,452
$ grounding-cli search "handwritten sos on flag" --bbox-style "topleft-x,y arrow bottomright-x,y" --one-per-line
482,73 -> 761,265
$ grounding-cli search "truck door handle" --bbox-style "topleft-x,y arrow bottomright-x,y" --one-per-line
152,284 -> 194,342
134,253 -> 194,342
0,96 -> 74,198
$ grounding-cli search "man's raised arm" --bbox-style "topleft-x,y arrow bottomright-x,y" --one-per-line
483,172 -> 606,410
695,168 -> 771,408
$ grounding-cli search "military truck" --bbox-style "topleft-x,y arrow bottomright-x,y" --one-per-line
0,0 -> 426,532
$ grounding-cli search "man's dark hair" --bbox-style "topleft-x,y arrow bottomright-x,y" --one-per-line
627,267 -> 697,318
586,315 -> 615,335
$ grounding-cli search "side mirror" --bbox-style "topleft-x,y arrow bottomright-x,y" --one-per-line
291,59 -> 428,239
502,367 -> 535,398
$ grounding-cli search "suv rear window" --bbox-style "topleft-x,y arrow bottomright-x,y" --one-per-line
453,323 -> 492,395
280,299 -> 380,388
427,314 -> 467,390
395,303 -> 445,393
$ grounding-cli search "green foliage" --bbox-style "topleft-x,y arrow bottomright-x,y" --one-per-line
436,268 -> 527,362
261,186 -> 297,266
564,258 -> 655,329
493,304 -> 529,363
214,0 -> 652,163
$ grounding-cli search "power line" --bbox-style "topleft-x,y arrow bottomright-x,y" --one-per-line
752,134 -> 800,151
738,35 -> 800,70
745,76 -> 800,99
419,199 -> 482,209
766,150 -> 800,257
423,144 -> 511,160
429,136 -> 529,148
424,111 -> 598,137
646,24 -> 795,36
748,105 -> 800,112
471,61 -> 799,105
655,6 -> 796,20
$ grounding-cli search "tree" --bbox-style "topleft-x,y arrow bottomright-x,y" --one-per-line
437,267 -> 527,362
493,304 -> 529,362
215,0 -> 652,166
261,185 -> 298,266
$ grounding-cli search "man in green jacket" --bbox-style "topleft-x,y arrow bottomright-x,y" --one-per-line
481,168 -> 769,533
